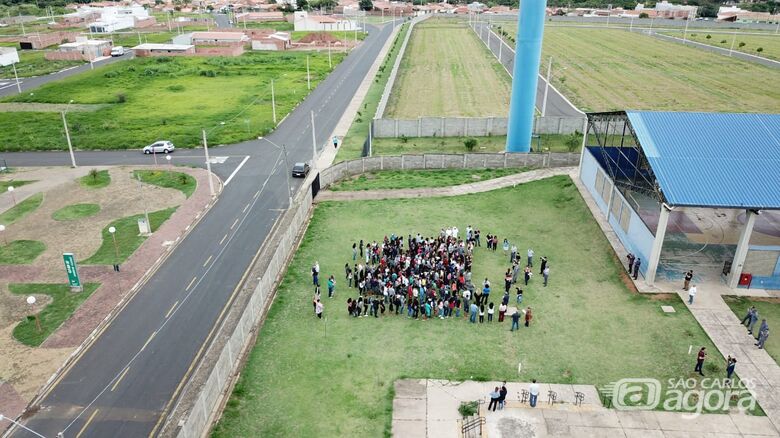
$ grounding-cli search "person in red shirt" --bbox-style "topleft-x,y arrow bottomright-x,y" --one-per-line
524,307 -> 533,327
695,347 -> 707,376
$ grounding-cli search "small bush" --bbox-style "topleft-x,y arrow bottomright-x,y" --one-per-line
178,172 -> 189,185
167,84 -> 185,92
400,135 -> 408,144
720,39 -> 727,44
104,71 -> 119,78
458,401 -> 479,418
738,42 -> 746,48
116,93 -> 126,103
89,168 -> 99,182
706,34 -> 711,39
464,137 -> 478,151
757,47 -> 764,53
565,131 -> 582,152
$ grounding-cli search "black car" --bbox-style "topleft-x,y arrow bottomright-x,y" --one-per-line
292,162 -> 310,178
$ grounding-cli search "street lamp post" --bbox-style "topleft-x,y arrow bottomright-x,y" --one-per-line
306,55 -> 311,90
109,226 -> 120,271
135,174 -> 151,235
62,99 -> 77,168
0,224 -> 6,245
271,79 -> 277,125
202,129 -> 216,197
7,186 -> 15,206
26,295 -> 41,333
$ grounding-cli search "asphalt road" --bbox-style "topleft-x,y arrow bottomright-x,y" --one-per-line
472,21 -> 584,118
0,53 -> 134,99
213,13 -> 230,29
8,21 -> 398,438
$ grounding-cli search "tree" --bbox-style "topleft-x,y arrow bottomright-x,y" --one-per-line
359,0 -> 373,11
565,131 -> 582,153
464,138 -> 478,151
638,12 -> 649,18
297,0 -> 309,10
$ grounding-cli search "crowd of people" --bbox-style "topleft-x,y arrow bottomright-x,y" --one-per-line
310,226 -> 550,329
741,306 -> 771,350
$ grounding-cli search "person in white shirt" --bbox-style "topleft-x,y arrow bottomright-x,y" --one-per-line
529,379 -> 540,407
527,248 -> 534,267
688,285 -> 697,305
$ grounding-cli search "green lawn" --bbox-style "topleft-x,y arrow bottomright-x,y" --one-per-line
0,51 -> 342,151
134,169 -> 197,198
661,31 -> 780,62
371,134 -> 581,155
10,283 -> 100,347
329,168 -> 529,191
336,23 -> 410,163
386,18 -> 511,118
537,27 -> 780,112
79,170 -> 111,189
0,180 -> 34,192
213,176 -> 727,437
52,203 -> 101,221
724,296 -> 780,363
0,50 -> 83,79
239,21 -> 293,31
82,207 -> 177,265
0,240 -> 45,264
0,192 -> 43,225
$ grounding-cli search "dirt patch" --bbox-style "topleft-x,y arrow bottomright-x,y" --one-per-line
299,32 -> 341,44
647,293 -> 679,301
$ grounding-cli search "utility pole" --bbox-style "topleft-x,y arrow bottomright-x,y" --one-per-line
61,111 -> 77,167
310,110 -> 317,167
306,55 -> 311,90
328,41 -> 332,69
271,79 -> 277,125
201,129 -> 215,197
729,30 -> 737,56
498,36 -> 502,64
541,56 -> 552,117
136,173 -> 151,232
11,62 -> 21,94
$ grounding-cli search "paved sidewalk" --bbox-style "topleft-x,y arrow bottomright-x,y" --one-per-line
570,169 -> 780,433
315,167 -> 575,202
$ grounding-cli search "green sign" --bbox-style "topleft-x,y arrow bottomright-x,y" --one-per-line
63,253 -> 81,288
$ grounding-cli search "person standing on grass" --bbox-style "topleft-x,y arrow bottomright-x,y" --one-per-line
524,266 -> 532,286
463,288 -> 471,314
504,269 -> 512,293
524,307 -> 533,327
512,260 -> 520,284
352,243 -> 357,261
327,275 -> 336,298
683,270 -> 693,290
502,290 -> 510,306
756,327 -> 769,349
543,266 -> 550,287
511,309 -> 520,331
633,258 -> 641,280
312,289 -> 320,314
479,304 -> 485,323
475,229 -> 481,247
695,347 -> 707,376
312,263 -> 320,287
498,302 -> 507,322
503,239 -> 510,255
687,284 -> 697,305
726,356 -> 737,386
529,380 -> 540,407
516,288 -> 523,305
527,248 -> 534,267
741,305 -> 756,326
470,302 -> 478,323
482,281 -> 491,304
747,308 -> 760,335
488,302 -> 495,322
511,245 -> 517,263
539,256 -> 548,275
359,239 -> 364,257
315,299 -> 323,319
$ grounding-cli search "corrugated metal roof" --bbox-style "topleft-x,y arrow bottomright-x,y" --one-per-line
626,111 -> 780,210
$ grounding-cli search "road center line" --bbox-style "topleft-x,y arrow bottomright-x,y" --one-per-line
219,233 -> 228,245
111,367 -> 130,392
165,300 -> 179,319
223,155 -> 250,187
242,203 -> 250,213
186,276 -> 197,291
75,409 -> 99,438
230,218 -> 239,230
141,331 -> 157,351
203,255 -> 213,267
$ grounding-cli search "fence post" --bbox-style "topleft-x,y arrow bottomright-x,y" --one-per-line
487,117 -> 493,136
464,118 -> 469,137
440,117 -> 445,136
423,154 -> 426,169
463,154 -> 467,168
401,155 -> 405,169
417,117 -> 421,137
362,157 -> 365,173
381,155 -> 384,170
504,153 -> 507,168
394,119 -> 399,138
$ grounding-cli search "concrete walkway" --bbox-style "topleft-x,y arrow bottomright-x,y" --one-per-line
393,379 -> 779,437
570,169 -> 780,434
315,167 -> 575,202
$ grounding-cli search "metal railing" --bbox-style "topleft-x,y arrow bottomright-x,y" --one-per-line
462,416 -> 486,437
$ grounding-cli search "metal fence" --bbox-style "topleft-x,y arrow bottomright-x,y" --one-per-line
371,116 -> 586,138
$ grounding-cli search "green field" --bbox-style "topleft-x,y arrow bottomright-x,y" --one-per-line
661,31 -> 780,62
0,51 -> 341,151
386,18 -> 511,118
329,168 -> 528,191
79,170 -> 111,189
371,133 -> 581,155
52,203 -> 101,221
0,240 -> 45,264
213,177 -> 727,437
725,296 -> 780,363
82,207 -> 176,264
0,192 -> 43,225
0,180 -> 34,192
336,23 -> 409,163
133,170 -> 197,198
0,50 -> 83,79
10,283 -> 100,346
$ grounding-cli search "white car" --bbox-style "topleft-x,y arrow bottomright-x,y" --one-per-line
110,46 -> 125,56
143,141 -> 175,154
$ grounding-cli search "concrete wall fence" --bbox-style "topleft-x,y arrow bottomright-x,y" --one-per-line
372,116 -> 586,137
163,151 -> 578,437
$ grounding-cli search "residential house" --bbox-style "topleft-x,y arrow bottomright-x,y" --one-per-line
132,43 -> 196,57
293,11 -> 357,31
46,37 -> 112,61
251,31 -> 291,50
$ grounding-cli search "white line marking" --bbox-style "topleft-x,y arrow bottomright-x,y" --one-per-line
223,155 -> 250,187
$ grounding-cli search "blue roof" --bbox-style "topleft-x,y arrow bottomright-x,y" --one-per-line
626,111 -> 780,209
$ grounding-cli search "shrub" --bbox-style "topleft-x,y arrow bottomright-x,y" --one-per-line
104,71 -> 119,78
706,34 -> 711,39
757,47 -> 764,53
89,168 -> 99,182
738,42 -> 746,48
720,39 -> 727,44
178,172 -> 189,185
167,84 -> 185,92
458,401 -> 479,418
116,93 -> 126,103
400,135 -> 408,143
464,137 -> 478,151
565,131 -> 582,153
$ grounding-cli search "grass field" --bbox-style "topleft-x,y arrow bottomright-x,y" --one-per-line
0,180 -> 34,192
0,193 -> 43,225
10,283 -> 100,347
133,170 -> 197,198
661,31 -> 780,62
79,170 -> 111,189
329,168 -> 528,191
0,51 -> 341,151
336,23 -> 409,163
213,177 -> 728,437
52,203 -> 101,221
0,240 -> 46,264
371,133 -> 580,155
0,50 -> 83,79
82,207 -> 176,265
386,18 -> 511,118
724,296 -> 779,363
